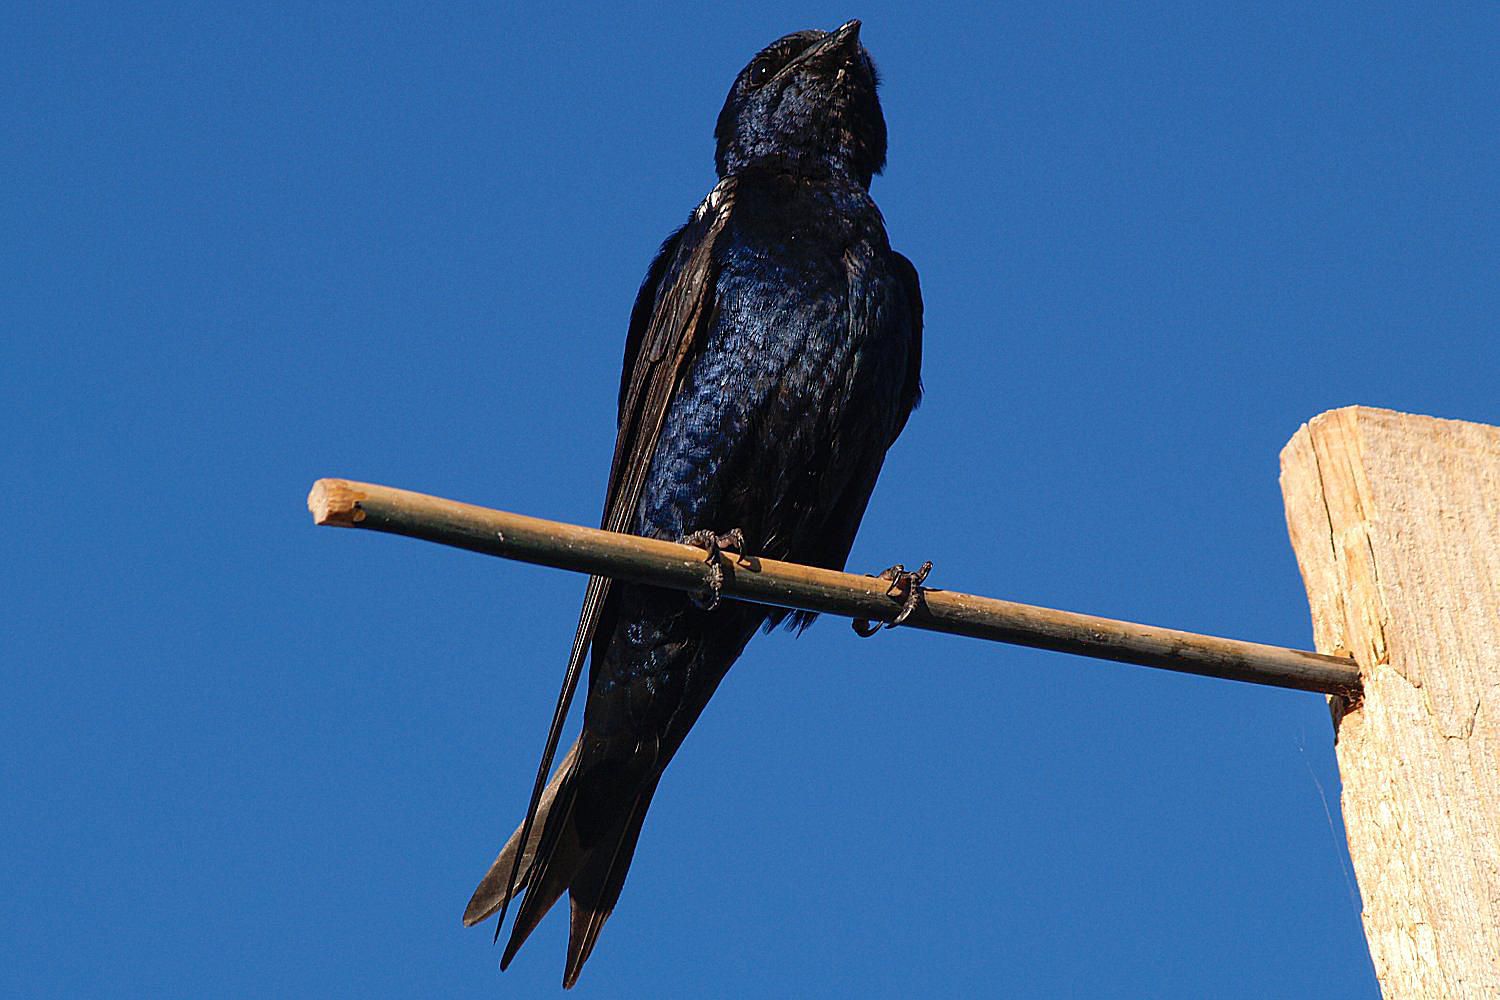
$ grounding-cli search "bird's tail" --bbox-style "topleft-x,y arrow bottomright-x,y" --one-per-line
463,735 -> 661,989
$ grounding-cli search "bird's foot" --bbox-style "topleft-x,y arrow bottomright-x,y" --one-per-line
680,528 -> 746,611
852,560 -> 933,637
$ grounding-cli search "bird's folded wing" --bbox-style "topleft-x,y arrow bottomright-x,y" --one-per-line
486,178 -> 738,926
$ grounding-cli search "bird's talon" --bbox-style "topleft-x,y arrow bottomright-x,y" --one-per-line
681,528 -> 747,610
691,561 -> 725,611
852,560 -> 933,636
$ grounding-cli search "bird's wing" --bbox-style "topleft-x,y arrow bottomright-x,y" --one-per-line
489,178 -> 738,934
890,249 -> 924,434
764,245 -> 923,633
607,176 -> 737,533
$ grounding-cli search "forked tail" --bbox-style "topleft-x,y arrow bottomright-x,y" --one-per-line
464,736 -> 661,988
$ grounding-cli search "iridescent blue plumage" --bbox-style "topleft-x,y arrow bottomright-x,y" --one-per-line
466,22 -> 923,986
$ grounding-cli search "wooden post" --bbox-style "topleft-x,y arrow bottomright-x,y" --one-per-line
1281,407 -> 1500,997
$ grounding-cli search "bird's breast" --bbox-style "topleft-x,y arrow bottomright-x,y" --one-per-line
635,222 -> 908,549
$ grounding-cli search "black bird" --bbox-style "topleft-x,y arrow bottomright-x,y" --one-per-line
464,21 -> 923,986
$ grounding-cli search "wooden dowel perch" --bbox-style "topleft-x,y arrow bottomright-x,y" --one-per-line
307,477 -> 1359,697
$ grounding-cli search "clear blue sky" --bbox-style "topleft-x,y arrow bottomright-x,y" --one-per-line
5,3 -> 1495,996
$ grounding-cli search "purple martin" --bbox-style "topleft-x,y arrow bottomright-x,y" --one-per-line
464,21 -> 923,986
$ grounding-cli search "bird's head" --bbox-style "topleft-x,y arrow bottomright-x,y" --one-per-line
714,21 -> 886,188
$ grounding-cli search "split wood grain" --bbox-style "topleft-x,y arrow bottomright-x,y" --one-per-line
1282,406 -> 1500,998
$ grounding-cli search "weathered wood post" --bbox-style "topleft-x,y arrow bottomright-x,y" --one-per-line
1281,407 -> 1500,997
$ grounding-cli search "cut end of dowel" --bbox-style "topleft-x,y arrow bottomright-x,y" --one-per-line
308,478 -> 367,527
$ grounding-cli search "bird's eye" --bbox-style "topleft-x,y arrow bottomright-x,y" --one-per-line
748,60 -> 772,87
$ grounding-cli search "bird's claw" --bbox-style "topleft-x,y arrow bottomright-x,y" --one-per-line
681,528 -> 746,611
852,560 -> 933,637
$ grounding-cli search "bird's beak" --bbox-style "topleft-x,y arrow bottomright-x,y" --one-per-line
773,19 -> 863,84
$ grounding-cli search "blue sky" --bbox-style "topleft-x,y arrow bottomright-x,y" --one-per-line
5,3 -> 1495,996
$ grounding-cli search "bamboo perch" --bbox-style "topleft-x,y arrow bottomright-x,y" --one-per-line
306,477 -> 1359,698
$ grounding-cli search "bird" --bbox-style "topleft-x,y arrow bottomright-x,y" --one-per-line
463,20 -> 924,987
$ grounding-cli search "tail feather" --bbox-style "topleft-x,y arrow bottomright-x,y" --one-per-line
500,773 -> 583,971
463,739 -> 582,927
563,776 -> 661,989
468,736 -> 661,988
